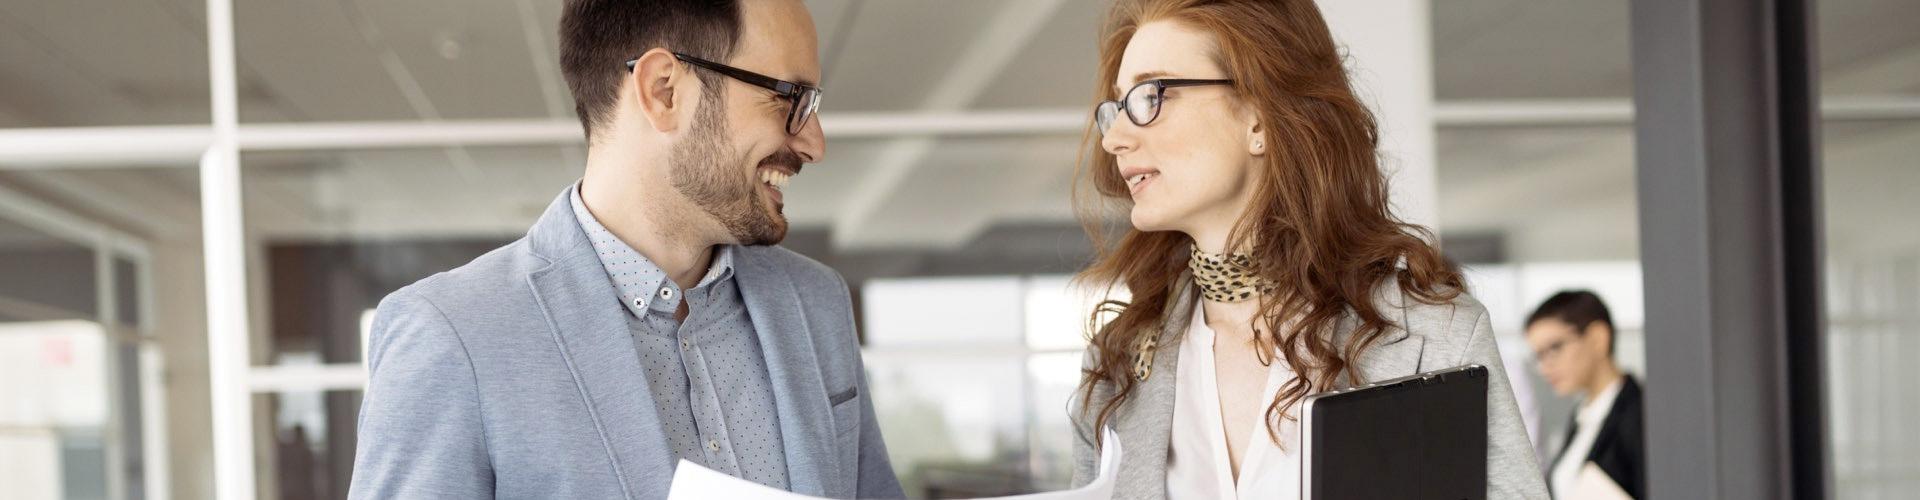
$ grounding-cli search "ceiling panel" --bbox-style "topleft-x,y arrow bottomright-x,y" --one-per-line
234,0 -> 418,122
818,0 -> 1016,112
0,0 -> 212,126
351,0 -> 551,120
969,0 -> 1104,110
1431,0 -> 1632,99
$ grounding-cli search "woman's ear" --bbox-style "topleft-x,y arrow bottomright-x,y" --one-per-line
1247,121 -> 1266,156
628,48 -> 693,133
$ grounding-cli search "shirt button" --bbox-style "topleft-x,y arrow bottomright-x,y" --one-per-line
659,287 -> 675,300
681,339 -> 692,350
706,440 -> 720,451
631,297 -> 646,309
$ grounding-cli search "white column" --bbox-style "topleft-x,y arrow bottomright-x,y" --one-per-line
1317,0 -> 1440,230
95,236 -> 127,500
203,0 -> 255,498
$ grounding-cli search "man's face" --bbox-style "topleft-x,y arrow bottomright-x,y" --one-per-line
670,0 -> 824,246
1525,318 -> 1610,396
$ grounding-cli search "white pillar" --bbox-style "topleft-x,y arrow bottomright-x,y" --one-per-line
95,236 -> 127,500
1316,0 -> 1440,230
202,0 -> 255,498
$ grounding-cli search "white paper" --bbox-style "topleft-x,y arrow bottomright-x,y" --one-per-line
1568,462 -> 1631,500
667,427 -> 1123,500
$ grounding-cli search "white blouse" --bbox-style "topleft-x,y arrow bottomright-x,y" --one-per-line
1167,299 -> 1302,500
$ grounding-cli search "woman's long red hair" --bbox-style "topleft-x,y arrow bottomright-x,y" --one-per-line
1073,0 -> 1464,445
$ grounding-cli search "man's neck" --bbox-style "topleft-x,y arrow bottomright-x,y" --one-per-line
1582,366 -> 1624,407
580,157 -> 721,291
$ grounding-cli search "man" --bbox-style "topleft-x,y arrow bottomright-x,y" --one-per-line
1525,290 -> 1644,499
348,1 -> 901,498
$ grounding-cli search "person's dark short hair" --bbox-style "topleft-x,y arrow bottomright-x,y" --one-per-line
1526,290 -> 1616,355
560,0 -> 742,143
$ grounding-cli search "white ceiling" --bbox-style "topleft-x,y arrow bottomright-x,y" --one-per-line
0,0 -> 1915,261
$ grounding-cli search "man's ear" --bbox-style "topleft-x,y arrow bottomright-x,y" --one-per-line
1584,322 -> 1614,356
628,48 -> 694,133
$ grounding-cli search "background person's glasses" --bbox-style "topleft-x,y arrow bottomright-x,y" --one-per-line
1095,78 -> 1234,135
626,52 -> 823,136
1533,338 -> 1574,363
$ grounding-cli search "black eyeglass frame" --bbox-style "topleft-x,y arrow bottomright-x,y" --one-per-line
625,52 -> 823,135
1095,78 -> 1235,134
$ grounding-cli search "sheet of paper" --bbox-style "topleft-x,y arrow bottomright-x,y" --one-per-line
1569,462 -> 1631,500
666,427 -> 1123,500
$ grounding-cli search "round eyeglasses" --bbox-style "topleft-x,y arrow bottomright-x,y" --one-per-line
1094,78 -> 1234,135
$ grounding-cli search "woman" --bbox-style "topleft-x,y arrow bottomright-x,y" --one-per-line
1066,0 -> 1547,498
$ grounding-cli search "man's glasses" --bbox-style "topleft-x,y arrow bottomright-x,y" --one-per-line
1533,338 -> 1573,363
625,52 -> 823,136
1094,78 -> 1234,135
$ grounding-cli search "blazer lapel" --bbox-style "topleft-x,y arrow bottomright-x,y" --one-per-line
524,189 -> 673,499
1118,278 -> 1195,490
731,249 -> 837,496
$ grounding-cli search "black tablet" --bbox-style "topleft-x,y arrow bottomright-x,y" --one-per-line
1300,364 -> 1489,500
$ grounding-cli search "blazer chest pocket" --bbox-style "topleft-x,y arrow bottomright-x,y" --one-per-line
829,386 -> 861,436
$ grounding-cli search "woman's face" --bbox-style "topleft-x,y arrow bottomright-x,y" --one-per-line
1102,20 -> 1262,237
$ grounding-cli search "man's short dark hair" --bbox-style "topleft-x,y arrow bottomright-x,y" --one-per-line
560,0 -> 742,143
1526,290 -> 1617,355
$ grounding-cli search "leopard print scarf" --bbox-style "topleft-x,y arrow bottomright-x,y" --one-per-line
1187,242 -> 1274,302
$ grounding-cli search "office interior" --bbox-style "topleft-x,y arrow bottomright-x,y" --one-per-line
0,0 -> 1913,498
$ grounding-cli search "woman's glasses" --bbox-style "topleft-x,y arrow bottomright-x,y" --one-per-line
1095,78 -> 1234,135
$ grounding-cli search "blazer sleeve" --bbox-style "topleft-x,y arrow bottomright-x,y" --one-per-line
1465,307 -> 1551,500
349,289 -> 494,499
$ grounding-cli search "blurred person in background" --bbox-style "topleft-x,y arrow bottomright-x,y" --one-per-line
1526,291 -> 1643,499
1065,0 -> 1547,498
349,0 -> 900,498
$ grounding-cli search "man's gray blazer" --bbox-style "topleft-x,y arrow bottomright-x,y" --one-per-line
349,190 -> 902,499
1069,276 -> 1549,499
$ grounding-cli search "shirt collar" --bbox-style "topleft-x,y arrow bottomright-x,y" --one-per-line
1576,376 -> 1626,427
569,181 -> 736,318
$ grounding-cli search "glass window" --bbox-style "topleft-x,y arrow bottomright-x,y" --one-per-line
1817,1 -> 1920,494
861,275 -> 1103,496
0,172 -> 176,500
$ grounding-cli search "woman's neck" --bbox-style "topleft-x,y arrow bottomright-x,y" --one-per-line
1200,295 -> 1265,338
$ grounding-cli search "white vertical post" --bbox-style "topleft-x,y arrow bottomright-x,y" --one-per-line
1316,0 -> 1440,230
204,0 -> 255,497
139,344 -> 172,500
95,236 -> 126,500
137,254 -> 171,500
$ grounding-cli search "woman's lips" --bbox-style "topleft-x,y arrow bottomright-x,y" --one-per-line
1126,171 -> 1159,196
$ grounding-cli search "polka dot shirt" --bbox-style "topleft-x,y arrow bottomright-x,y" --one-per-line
570,183 -> 789,489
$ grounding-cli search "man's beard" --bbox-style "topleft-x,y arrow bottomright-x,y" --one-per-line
668,95 -> 792,246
